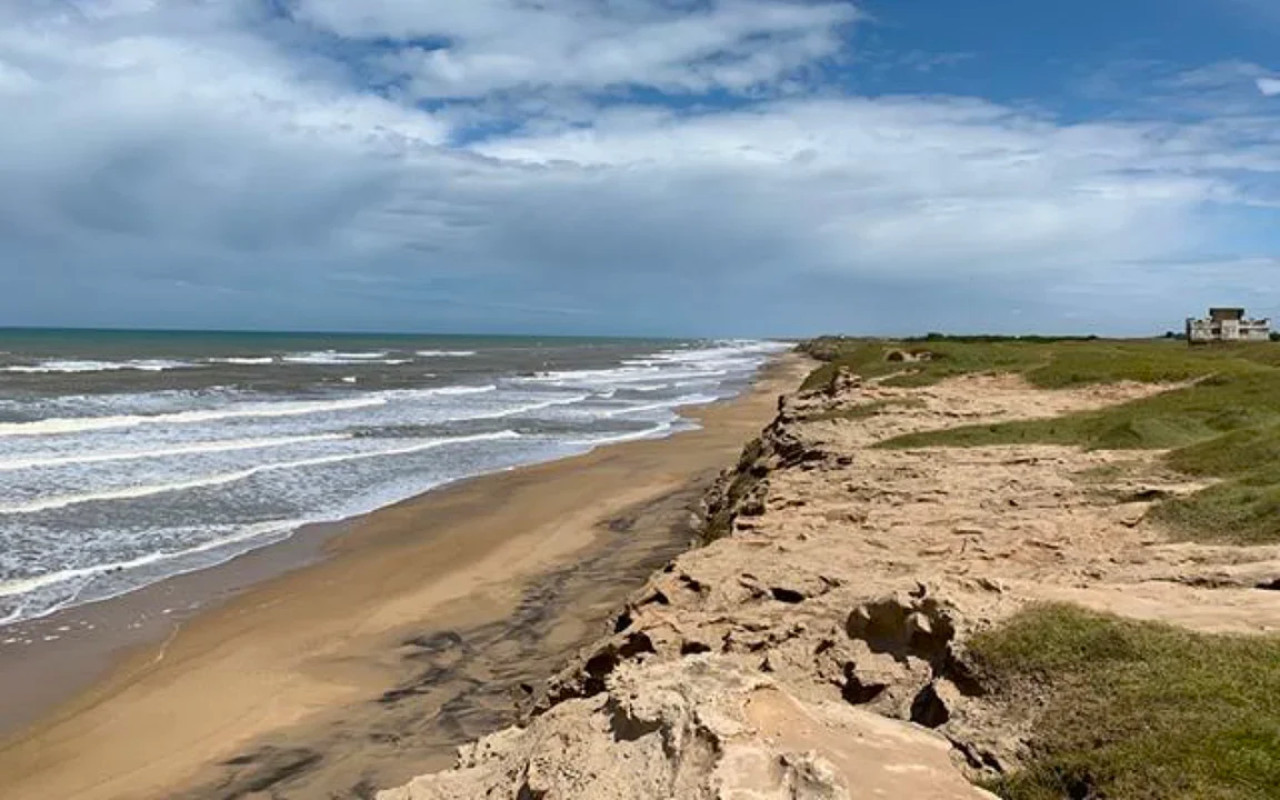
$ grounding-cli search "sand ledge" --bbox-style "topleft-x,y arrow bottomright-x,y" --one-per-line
381,366 -> 1280,799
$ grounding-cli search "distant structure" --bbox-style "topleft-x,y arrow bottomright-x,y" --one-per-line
1185,308 -> 1271,343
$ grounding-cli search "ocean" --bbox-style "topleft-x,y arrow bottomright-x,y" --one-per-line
0,330 -> 786,626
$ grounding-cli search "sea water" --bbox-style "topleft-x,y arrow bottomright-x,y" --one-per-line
0,330 -> 786,625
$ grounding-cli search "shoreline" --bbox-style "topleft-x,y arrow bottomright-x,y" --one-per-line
0,518 -> 342,737
374,343 -> 1280,799
0,352 -> 810,800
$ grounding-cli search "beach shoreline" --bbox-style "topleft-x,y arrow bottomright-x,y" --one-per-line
0,351 -> 810,800
375,340 -> 1280,800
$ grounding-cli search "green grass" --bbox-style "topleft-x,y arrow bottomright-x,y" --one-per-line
803,397 -> 925,422
700,436 -> 766,543
1165,427 -> 1280,477
881,370 -> 1280,452
1151,468 -> 1280,546
800,339 -> 1280,794
872,368 -> 1280,543
799,338 -> 1054,390
799,341 -> 897,391
970,605 -> 1280,800
797,337 -> 1280,543
800,336 -> 1280,392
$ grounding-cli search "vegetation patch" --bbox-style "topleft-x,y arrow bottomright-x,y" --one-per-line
1165,426 -> 1280,478
970,604 -> 1280,800
700,436 -> 765,543
799,337 -> 1052,390
800,336 -> 1280,391
797,338 -> 1280,544
1151,473 -> 1280,546
879,370 -> 1280,452
794,340 -> 1280,793
874,369 -> 1280,543
799,340 -> 891,391
803,397 -> 925,422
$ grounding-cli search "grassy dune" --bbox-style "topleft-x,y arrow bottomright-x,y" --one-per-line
804,336 -> 1280,545
970,605 -> 1280,800
801,336 -> 1280,798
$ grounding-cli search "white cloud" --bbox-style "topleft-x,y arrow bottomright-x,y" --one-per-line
78,0 -> 161,19
0,1 -> 1277,334
1178,60 -> 1280,105
0,1 -> 452,253
459,98 -> 1220,284
0,59 -> 35,93
299,0 -> 859,99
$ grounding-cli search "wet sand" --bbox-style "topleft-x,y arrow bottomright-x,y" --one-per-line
0,354 -> 808,800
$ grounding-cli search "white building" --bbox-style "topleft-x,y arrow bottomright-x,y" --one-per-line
1186,308 -> 1271,343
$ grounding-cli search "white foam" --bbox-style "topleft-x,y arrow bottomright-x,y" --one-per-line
600,393 -> 719,418
282,351 -> 391,364
215,355 -> 413,366
0,339 -> 789,625
564,421 -> 676,447
0,395 -> 387,438
465,394 -> 589,421
522,367 -> 729,388
0,433 -> 349,472
0,518 -> 305,606
514,339 -> 786,393
2,359 -> 196,374
0,431 -> 522,515
207,357 -> 275,365
524,366 -> 659,382
674,379 -> 718,388
420,384 -> 497,396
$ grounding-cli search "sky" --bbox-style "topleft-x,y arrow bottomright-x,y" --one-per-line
1,0 -> 1278,337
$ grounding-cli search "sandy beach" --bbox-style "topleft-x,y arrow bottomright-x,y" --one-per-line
0,353 -> 809,800
375,343 -> 1280,800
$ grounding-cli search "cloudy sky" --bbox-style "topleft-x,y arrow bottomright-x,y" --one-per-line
1,0 -> 1278,336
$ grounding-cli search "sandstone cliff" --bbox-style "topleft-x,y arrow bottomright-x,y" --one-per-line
380,363 -> 1280,800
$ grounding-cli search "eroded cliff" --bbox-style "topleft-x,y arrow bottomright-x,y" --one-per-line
380,360 -> 1280,799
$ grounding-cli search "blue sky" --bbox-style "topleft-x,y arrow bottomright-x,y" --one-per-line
1,0 -> 1278,337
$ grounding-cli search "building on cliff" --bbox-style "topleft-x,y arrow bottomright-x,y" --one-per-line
1185,308 -> 1271,343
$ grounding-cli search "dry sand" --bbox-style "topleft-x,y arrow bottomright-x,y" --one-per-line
381,366 -> 1280,799
0,354 -> 812,800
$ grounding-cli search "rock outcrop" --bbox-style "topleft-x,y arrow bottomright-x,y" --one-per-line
379,656 -> 994,800
381,365 -> 1280,799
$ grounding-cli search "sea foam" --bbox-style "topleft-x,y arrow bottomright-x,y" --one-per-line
2,359 -> 197,374
0,431 -> 522,515
0,433 -> 348,471
0,396 -> 389,437
0,337 -> 786,625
